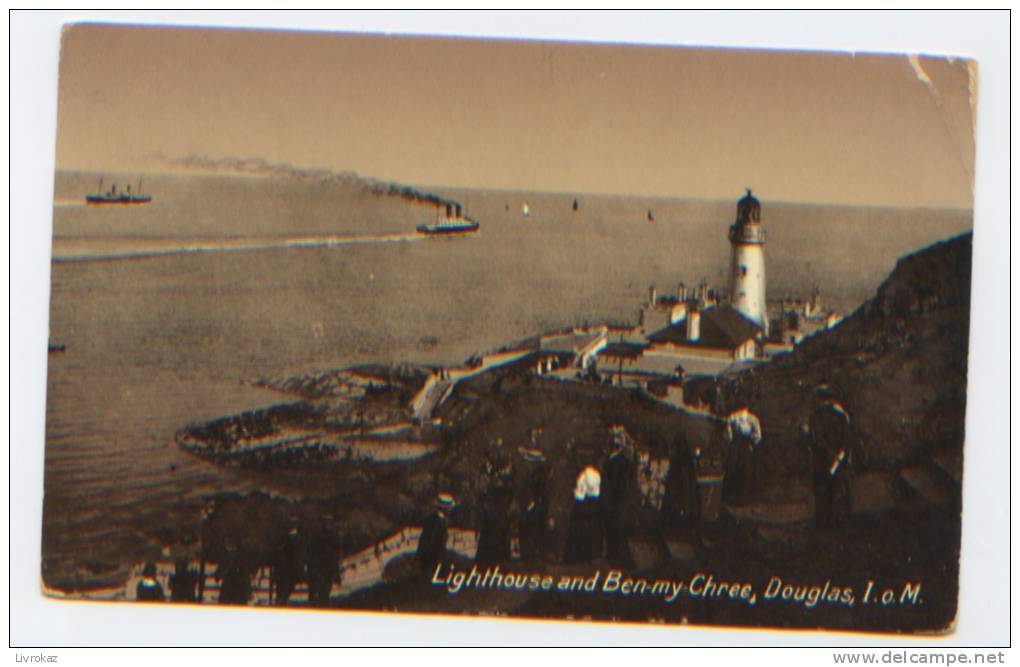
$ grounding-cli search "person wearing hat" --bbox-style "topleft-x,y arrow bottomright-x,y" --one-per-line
806,383 -> 856,529
136,562 -> 165,602
516,446 -> 550,564
475,465 -> 514,566
475,446 -> 515,566
417,492 -> 454,577
661,431 -> 699,535
600,425 -> 636,569
662,387 -> 725,547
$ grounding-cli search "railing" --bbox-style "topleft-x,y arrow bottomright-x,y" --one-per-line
728,223 -> 766,244
122,526 -> 480,605
409,348 -> 534,419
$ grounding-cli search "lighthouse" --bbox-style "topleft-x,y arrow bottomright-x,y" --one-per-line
728,189 -> 768,335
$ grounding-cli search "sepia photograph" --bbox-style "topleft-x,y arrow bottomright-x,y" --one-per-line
10,11 -> 1010,649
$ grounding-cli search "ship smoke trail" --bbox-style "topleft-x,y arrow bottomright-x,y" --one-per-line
142,151 -> 459,210
364,181 -> 460,211
141,151 -> 364,183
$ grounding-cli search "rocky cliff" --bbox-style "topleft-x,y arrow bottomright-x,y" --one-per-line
722,232 -> 973,507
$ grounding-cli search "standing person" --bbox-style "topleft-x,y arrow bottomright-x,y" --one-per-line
271,519 -> 305,606
169,557 -> 199,603
135,563 -> 165,602
676,385 -> 726,540
661,435 -> 699,533
417,492 -> 454,577
600,425 -> 636,569
215,542 -> 253,606
723,406 -> 763,505
563,463 -> 603,564
216,562 -> 252,606
305,524 -> 339,608
690,386 -> 725,521
807,384 -> 856,529
516,446 -> 549,564
475,463 -> 514,566
196,500 -> 218,603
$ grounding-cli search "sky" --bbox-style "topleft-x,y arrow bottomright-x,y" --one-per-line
53,23 -> 976,208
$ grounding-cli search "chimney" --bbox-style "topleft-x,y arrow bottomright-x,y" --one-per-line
446,204 -> 453,218
670,301 -> 686,325
455,202 -> 462,218
648,286 -> 657,306
677,283 -> 687,302
686,308 -> 701,342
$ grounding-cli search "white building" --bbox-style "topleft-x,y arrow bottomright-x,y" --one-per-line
644,305 -> 761,366
728,189 -> 768,336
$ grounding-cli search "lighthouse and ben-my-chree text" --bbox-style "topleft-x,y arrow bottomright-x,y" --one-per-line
432,562 -> 923,611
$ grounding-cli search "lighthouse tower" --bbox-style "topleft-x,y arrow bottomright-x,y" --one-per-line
728,189 -> 768,335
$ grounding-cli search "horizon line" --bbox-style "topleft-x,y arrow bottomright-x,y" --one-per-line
53,166 -> 975,213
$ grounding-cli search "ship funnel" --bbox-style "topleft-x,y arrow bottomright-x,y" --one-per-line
446,204 -> 453,218
455,202 -> 462,218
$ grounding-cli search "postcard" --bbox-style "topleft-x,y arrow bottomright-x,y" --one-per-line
42,23 -> 976,635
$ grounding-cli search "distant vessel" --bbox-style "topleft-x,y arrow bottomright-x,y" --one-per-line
572,198 -> 579,212
86,177 -> 152,205
522,201 -> 530,217
417,203 -> 480,236
647,208 -> 655,223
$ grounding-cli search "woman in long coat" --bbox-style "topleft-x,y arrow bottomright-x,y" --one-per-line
417,493 -> 454,577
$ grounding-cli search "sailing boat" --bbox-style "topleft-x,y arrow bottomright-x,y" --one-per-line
86,176 -> 153,205
522,201 -> 530,217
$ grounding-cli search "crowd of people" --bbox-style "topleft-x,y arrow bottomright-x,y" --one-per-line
134,504 -> 343,606
135,382 -> 861,604
417,381 -> 861,580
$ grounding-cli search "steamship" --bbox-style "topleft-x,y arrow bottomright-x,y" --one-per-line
416,202 -> 480,236
86,177 -> 153,205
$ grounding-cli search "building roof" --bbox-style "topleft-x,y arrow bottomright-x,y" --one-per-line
600,341 -> 648,359
629,353 -> 688,376
736,188 -> 761,223
647,306 -> 761,351
540,331 -> 606,356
